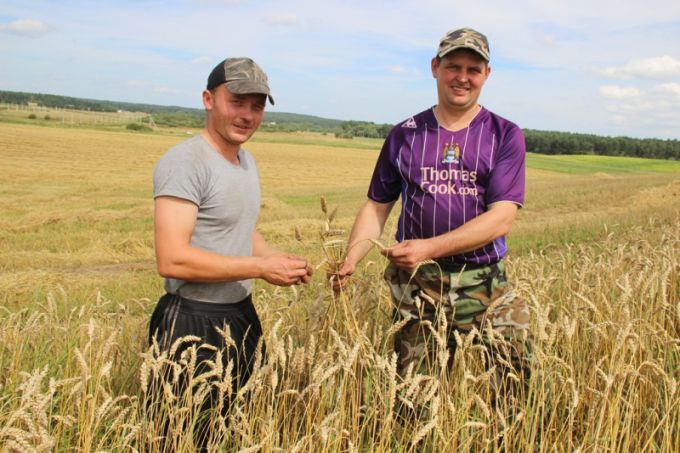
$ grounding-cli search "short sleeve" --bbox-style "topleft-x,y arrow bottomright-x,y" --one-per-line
153,148 -> 204,206
367,130 -> 402,203
485,126 -> 526,207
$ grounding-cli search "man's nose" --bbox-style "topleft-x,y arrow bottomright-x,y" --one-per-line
239,105 -> 255,122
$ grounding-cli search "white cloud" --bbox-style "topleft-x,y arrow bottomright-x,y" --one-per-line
0,19 -> 51,37
126,80 -> 149,87
384,65 -> 425,79
263,13 -> 299,26
612,115 -> 627,126
658,82 -> 680,97
599,81 -> 680,137
191,56 -> 212,65
153,86 -> 179,94
599,85 -> 641,99
601,56 -> 680,80
199,0 -> 245,4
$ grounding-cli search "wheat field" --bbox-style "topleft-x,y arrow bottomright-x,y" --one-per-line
0,122 -> 678,452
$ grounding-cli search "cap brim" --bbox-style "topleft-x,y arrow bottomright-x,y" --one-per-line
438,45 -> 489,61
225,80 -> 275,105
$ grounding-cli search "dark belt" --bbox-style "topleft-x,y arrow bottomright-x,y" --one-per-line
433,257 -> 500,273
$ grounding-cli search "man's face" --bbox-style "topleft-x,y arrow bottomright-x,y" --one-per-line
431,49 -> 490,113
204,85 -> 266,147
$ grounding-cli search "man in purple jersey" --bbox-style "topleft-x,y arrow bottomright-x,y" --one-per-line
334,28 -> 531,404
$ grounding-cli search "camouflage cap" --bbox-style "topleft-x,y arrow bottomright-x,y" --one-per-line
207,57 -> 274,105
437,27 -> 490,62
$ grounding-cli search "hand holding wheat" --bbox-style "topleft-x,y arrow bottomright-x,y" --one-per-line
380,239 -> 436,274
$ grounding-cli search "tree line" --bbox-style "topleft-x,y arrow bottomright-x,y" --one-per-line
334,122 -> 680,160
0,90 -> 342,131
2,90 -> 678,160
523,129 -> 679,160
334,120 -> 393,139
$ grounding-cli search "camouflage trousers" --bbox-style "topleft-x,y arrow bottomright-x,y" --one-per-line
385,260 -> 532,397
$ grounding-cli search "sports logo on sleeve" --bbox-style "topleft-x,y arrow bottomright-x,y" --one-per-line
402,117 -> 417,128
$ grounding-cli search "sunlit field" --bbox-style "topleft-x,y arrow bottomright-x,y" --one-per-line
0,122 -> 678,451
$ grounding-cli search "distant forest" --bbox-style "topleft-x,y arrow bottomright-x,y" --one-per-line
2,90 -> 678,160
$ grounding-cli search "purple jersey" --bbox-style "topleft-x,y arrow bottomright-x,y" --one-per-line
368,107 -> 525,265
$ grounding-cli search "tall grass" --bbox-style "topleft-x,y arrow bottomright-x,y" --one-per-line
1,212 -> 678,451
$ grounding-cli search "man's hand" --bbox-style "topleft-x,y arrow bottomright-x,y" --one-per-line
301,258 -> 314,283
259,253 -> 313,286
381,239 -> 434,273
326,198 -> 395,292
328,260 -> 357,293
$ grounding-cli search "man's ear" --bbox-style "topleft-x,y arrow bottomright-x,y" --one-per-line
431,57 -> 439,78
202,89 -> 213,111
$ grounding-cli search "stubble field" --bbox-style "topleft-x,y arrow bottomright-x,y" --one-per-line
0,122 -> 678,452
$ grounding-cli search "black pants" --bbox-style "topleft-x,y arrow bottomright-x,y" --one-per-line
147,293 -> 263,451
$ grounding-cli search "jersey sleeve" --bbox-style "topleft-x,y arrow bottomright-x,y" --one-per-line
485,126 -> 526,207
153,149 -> 204,206
367,130 -> 402,203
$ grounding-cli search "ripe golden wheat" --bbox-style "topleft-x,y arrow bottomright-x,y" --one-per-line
1,213 -> 678,451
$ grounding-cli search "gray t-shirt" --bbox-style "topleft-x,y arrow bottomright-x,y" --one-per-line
153,135 -> 260,303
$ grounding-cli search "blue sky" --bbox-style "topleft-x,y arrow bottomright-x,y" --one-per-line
1,0 -> 680,139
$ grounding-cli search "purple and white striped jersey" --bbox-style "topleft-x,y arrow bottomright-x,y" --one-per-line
368,107 -> 526,265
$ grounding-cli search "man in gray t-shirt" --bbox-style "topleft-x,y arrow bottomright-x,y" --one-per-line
148,57 -> 312,450
153,135 -> 262,303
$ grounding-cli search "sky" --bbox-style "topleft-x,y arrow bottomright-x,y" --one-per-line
1,0 -> 680,139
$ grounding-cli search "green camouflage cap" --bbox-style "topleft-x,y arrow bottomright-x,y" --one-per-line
207,57 -> 274,105
437,27 -> 490,61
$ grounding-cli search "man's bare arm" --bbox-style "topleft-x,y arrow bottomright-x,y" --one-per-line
331,198 -> 395,288
154,196 -> 309,286
383,201 -> 519,272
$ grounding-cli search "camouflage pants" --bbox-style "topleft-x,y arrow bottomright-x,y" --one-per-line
385,260 -> 532,396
